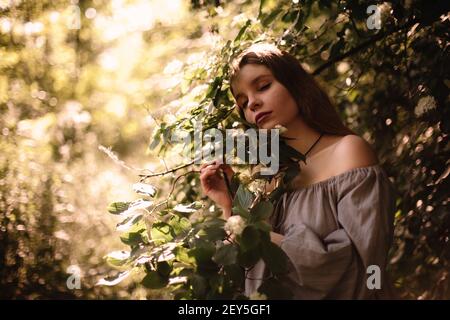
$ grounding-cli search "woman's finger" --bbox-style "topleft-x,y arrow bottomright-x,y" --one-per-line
199,162 -> 220,172
219,164 -> 233,176
218,165 -> 234,181
199,162 -> 212,170
200,167 -> 220,181
200,169 -> 219,185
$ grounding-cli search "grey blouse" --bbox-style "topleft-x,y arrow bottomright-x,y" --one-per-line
245,164 -> 397,299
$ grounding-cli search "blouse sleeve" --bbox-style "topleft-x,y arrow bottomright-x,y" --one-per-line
278,166 -> 396,299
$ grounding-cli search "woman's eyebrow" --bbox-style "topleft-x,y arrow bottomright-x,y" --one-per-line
235,73 -> 272,100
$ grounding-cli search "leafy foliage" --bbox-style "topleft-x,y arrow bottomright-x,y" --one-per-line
1,0 -> 448,300
101,0 -> 449,300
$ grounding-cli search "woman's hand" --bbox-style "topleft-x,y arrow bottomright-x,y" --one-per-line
199,161 -> 234,218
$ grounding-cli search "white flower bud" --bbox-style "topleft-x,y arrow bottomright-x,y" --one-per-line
415,96 -> 436,117
274,124 -> 288,134
224,215 -> 246,236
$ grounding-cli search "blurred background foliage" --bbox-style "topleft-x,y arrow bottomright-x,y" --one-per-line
0,0 -> 448,299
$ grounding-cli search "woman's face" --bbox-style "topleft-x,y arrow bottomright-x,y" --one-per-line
231,64 -> 299,129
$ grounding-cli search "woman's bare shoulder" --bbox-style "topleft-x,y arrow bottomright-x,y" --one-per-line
331,134 -> 379,175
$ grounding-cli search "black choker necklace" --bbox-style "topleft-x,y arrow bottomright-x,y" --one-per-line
304,133 -> 324,158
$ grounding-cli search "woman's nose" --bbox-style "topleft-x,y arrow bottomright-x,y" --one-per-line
248,97 -> 262,112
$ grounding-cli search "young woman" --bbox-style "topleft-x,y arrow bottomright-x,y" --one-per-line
199,43 -> 396,299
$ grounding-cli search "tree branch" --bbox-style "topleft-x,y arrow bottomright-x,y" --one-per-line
139,160 -> 196,180
312,18 -> 419,76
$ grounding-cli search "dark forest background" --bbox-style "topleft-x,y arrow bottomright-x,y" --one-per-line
0,0 -> 448,299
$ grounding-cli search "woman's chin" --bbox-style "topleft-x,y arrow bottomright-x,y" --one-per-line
258,120 -> 277,130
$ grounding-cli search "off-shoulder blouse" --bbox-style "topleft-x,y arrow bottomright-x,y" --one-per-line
245,164 -> 397,299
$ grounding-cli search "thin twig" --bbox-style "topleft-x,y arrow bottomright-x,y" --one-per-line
98,145 -> 154,173
221,168 -> 234,200
139,160 -> 196,180
167,170 -> 200,200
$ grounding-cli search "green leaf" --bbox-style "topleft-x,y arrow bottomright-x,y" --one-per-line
207,274 -> 223,294
213,244 -> 238,266
329,38 -> 345,60
232,205 -> 250,219
111,199 -> 152,217
157,208 -> 170,216
237,245 -> 261,268
142,271 -> 168,289
150,222 -> 175,244
261,241 -> 288,275
234,20 -> 251,42
258,0 -> 268,18
127,219 -> 147,233
281,10 -> 297,23
261,8 -> 282,27
194,218 -> 226,240
107,201 -> 131,215
120,230 -> 145,246
254,220 -> 272,232
239,226 -> 260,251
162,126 -> 172,145
150,242 -> 177,262
169,215 -> 191,236
149,132 -> 161,150
224,264 -> 245,287
250,201 -> 274,222
157,261 -> 172,277
196,218 -> 225,232
190,241 -> 215,265
96,270 -> 130,286
175,246 -> 196,265
233,185 -> 254,210
293,9 -> 306,31
191,274 -> 208,298
197,260 -> 219,276
173,203 -> 199,213
104,250 -> 130,267
201,226 -> 227,242
116,213 -> 143,232
205,77 -> 222,99
119,219 -> 147,246
132,182 -> 157,197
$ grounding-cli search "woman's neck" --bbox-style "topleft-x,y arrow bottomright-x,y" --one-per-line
282,117 -> 323,157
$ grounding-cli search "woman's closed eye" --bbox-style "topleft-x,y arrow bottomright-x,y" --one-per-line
258,83 -> 271,91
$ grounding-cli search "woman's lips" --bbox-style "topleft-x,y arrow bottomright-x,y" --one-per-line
255,111 -> 272,125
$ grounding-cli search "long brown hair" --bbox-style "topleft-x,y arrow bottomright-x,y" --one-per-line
229,43 -> 355,136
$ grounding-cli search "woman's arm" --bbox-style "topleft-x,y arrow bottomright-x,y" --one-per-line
270,231 -> 284,246
199,162 -> 285,246
222,207 -> 232,219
